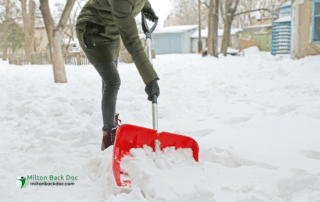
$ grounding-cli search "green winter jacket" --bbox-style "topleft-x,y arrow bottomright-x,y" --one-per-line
76,0 -> 158,84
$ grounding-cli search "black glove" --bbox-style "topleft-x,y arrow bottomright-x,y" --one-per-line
145,78 -> 160,101
141,7 -> 158,22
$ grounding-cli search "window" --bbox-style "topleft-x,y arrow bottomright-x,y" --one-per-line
312,0 -> 320,41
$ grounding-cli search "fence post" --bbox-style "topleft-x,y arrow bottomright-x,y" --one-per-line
77,53 -> 81,65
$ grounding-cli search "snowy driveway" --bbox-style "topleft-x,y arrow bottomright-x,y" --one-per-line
1,48 -> 320,201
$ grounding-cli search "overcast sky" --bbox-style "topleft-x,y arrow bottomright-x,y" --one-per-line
149,0 -> 171,27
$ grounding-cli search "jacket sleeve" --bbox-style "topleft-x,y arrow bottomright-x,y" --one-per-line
111,0 -> 158,84
143,0 -> 151,10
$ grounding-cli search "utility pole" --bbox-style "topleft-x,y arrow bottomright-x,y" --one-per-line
198,0 -> 202,53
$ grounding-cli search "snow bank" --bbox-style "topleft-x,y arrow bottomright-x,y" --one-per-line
242,46 -> 260,55
1,51 -> 320,202
120,146 -> 214,202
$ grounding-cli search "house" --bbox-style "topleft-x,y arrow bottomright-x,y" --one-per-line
190,28 -> 242,53
241,24 -> 272,51
151,25 -> 198,54
271,0 -> 320,58
291,0 -> 320,58
271,2 -> 292,55
14,21 -> 75,55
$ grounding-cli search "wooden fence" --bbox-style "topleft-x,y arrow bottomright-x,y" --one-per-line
239,39 -> 260,51
8,52 -> 90,66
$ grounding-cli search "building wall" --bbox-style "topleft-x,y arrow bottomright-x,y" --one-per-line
182,29 -> 197,53
191,38 -> 206,53
296,0 -> 320,58
192,35 -> 239,52
152,32 -> 183,55
34,28 -> 49,53
13,25 -> 75,55
251,19 -> 272,26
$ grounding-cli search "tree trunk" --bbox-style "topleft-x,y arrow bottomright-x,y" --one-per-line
207,0 -> 219,57
2,0 -> 9,61
29,0 -> 36,52
40,0 -> 76,83
220,0 -> 240,56
221,22 -> 232,56
20,0 -> 30,55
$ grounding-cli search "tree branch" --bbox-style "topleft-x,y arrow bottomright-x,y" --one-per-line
234,8 -> 271,17
56,0 -> 76,35
201,1 -> 209,8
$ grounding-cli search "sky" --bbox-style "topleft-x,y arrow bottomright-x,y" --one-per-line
148,0 -> 172,27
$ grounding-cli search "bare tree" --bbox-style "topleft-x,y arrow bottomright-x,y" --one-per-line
220,0 -> 240,56
0,0 -> 23,58
20,0 -> 36,55
40,0 -> 76,83
165,0 -> 208,27
207,0 -> 219,57
2,0 -> 9,60
233,0 -> 286,29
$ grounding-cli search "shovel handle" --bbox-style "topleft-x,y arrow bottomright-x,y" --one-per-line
141,12 -> 159,39
152,94 -> 160,152
152,94 -> 158,131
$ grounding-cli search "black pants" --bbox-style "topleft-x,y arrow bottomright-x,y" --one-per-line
93,59 -> 120,131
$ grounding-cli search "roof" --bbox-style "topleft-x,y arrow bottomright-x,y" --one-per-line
281,1 -> 291,7
275,15 -> 291,22
153,25 -> 198,34
190,28 -> 242,38
243,24 -> 272,29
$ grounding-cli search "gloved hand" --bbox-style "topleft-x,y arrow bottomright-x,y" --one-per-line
141,7 -> 158,22
145,78 -> 160,101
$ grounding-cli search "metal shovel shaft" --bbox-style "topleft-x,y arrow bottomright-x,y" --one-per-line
146,38 -> 153,65
146,37 -> 161,152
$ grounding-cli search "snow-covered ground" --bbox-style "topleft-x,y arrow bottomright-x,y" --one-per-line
1,48 -> 320,202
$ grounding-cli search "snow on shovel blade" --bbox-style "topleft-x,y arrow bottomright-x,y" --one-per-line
112,124 -> 199,187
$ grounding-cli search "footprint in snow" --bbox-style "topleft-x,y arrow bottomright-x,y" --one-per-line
223,117 -> 251,125
277,105 -> 299,115
301,150 -> 320,161
174,129 -> 214,137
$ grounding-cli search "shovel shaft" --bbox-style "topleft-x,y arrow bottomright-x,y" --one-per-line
152,102 -> 158,131
146,38 -> 153,65
142,13 -> 160,152
152,96 -> 160,152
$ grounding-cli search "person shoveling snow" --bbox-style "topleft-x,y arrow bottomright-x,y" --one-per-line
76,0 -> 160,151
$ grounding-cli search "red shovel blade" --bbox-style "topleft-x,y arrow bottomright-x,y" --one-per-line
112,124 -> 199,187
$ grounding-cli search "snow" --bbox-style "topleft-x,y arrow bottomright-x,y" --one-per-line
120,146 -> 213,202
62,38 -> 79,46
275,16 -> 291,23
1,50 -> 320,202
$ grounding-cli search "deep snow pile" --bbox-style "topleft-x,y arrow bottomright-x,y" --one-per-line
1,47 -> 320,202
120,146 -> 214,202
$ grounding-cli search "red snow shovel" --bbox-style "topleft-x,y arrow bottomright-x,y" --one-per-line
112,13 -> 199,188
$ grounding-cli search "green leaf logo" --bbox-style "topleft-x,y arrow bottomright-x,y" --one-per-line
16,176 -> 30,189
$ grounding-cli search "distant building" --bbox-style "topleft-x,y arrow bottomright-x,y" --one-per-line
151,25 -> 198,54
291,0 -> 320,58
14,21 -> 76,55
271,0 -> 320,58
271,1 -> 292,55
190,28 -> 242,53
